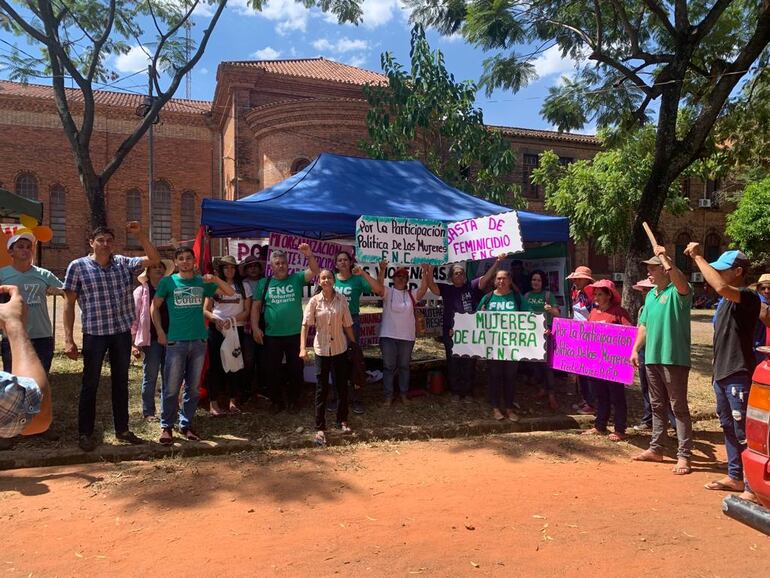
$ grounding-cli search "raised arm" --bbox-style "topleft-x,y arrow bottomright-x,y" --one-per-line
479,253 -> 507,291
203,273 -> 235,296
128,221 -> 161,267
353,265 -> 384,297
299,243 -> 320,282
415,264 -> 432,301
654,244 -> 689,296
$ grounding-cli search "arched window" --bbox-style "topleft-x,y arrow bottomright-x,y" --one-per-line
675,232 -> 692,274
15,173 -> 38,200
49,184 -> 67,245
180,191 -> 197,245
151,181 -> 171,245
705,233 -> 721,263
126,189 -> 142,247
290,158 -> 311,175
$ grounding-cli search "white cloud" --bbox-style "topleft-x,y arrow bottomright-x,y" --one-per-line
199,67 -> 209,75
114,45 -> 151,74
312,37 -> 369,53
192,2 -> 216,17
231,0 -> 309,34
360,0 -> 400,28
440,32 -> 464,44
532,45 -> 580,79
344,55 -> 367,68
251,46 -> 282,60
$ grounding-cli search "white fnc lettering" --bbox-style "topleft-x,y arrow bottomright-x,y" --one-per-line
173,286 -> 204,307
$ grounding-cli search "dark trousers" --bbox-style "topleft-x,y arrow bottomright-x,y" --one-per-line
487,360 -> 518,409
315,352 -> 350,430
592,378 -> 628,434
713,371 -> 751,481
207,325 -> 246,402
264,334 -> 303,408
443,335 -> 475,396
578,375 -> 594,405
2,336 -> 54,373
241,328 -> 263,399
639,353 -> 676,428
79,331 -> 131,437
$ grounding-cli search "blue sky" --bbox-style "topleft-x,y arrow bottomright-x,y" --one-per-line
0,0 -> 590,132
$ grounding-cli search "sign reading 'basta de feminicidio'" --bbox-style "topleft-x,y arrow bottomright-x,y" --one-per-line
451,311 -> 547,361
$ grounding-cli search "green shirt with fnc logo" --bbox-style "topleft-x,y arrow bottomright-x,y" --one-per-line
155,274 -> 217,342
255,271 -> 307,337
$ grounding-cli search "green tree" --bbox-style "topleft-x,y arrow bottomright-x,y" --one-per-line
361,25 -> 520,206
0,0 -> 364,228
408,0 -> 770,306
726,176 -> 770,266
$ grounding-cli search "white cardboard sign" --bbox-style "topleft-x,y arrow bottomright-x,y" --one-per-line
447,211 -> 523,262
355,215 -> 447,265
451,311 -> 547,361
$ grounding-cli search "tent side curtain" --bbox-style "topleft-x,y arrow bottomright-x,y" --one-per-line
201,153 -> 569,243
0,188 -> 44,222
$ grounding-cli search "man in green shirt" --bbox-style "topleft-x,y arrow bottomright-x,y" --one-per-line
631,246 -> 693,475
152,247 -> 233,445
251,243 -> 319,413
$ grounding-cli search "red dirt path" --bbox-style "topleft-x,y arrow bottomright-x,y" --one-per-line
1,431 -> 767,577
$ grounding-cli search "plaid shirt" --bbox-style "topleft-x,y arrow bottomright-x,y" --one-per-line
0,372 -> 41,438
63,255 -> 144,336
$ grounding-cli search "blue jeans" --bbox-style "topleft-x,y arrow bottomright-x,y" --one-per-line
713,371 -> 751,481
79,332 -> 131,437
161,339 -> 206,430
2,336 -> 55,373
141,341 -> 166,417
380,337 -> 414,398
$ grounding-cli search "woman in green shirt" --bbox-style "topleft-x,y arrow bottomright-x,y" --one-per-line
523,270 -> 561,411
477,270 -> 524,421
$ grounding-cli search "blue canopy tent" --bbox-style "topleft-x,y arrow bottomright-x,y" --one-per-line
202,153 -> 569,242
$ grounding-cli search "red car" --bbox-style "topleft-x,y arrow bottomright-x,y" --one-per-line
722,355 -> 770,534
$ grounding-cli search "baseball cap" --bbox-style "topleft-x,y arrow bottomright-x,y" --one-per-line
393,267 -> 409,278
6,232 -> 34,251
641,256 -> 662,266
709,250 -> 750,271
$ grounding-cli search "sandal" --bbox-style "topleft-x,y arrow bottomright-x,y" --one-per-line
314,431 -> 326,447
159,428 -> 173,446
180,427 -> 201,442
339,422 -> 352,434
581,427 -> 607,436
492,408 -> 505,421
672,459 -> 692,475
608,432 -> 627,442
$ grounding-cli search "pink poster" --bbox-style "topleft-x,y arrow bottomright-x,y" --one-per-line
550,318 -> 638,385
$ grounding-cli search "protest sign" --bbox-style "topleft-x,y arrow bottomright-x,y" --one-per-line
550,318 -> 638,385
451,312 -> 546,361
266,233 -> 354,276
228,238 -> 266,261
447,211 -> 523,262
355,215 -> 447,265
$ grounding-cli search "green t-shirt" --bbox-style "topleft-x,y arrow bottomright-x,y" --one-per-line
334,274 -> 371,316
0,265 -> 62,339
638,282 -> 692,367
478,291 -> 528,312
255,271 -> 307,336
525,291 -> 557,327
155,274 -> 217,342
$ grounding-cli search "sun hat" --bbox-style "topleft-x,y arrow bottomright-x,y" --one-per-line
632,278 -> 655,291
566,266 -> 594,281
213,255 -> 238,269
138,258 -> 175,284
6,232 -> 34,251
238,254 -> 262,276
709,250 -> 750,271
393,267 -> 409,278
585,279 -> 621,305
749,273 -> 770,290
641,255 -> 663,266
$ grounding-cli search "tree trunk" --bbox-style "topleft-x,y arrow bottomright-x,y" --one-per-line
82,175 -> 108,231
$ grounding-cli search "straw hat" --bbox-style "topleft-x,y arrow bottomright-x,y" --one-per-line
566,266 -> 594,281
750,273 -> 770,290
138,258 -> 175,284
213,255 -> 238,269
585,279 -> 622,305
238,254 -> 263,276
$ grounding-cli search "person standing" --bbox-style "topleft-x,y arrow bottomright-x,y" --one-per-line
425,258 -> 501,402
0,233 -> 63,373
130,258 -> 174,421
687,247 -> 760,503
239,255 -> 264,401
566,265 -> 596,414
153,247 -> 233,445
300,269 -> 356,446
751,274 -> 770,363
580,280 -> 632,441
63,223 -> 160,452
631,247 -> 693,475
524,269 -> 561,411
251,244 -> 320,413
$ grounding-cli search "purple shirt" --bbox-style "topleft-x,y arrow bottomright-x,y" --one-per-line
438,278 -> 484,335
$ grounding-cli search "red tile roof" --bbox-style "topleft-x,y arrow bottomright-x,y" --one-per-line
0,79 -> 211,114
491,124 -> 597,144
222,57 -> 387,86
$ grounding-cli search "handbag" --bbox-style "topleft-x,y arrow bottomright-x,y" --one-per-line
407,290 -> 427,337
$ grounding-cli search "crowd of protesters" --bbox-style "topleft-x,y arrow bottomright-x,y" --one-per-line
0,221 -> 767,506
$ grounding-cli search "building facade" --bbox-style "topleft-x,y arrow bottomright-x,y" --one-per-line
0,58 -> 731,278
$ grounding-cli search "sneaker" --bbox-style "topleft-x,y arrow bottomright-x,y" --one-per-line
633,423 -> 652,432
351,400 -> 365,414
116,431 -> 145,445
78,435 -> 96,452
159,428 -> 174,446
326,399 -> 339,413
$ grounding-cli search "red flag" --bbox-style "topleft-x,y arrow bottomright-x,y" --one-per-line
192,225 -> 211,274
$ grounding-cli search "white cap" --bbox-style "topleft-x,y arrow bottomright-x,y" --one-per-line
6,232 -> 34,251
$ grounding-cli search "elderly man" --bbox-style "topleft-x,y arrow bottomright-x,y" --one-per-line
63,222 -> 160,452
251,244 -> 319,413
631,246 -> 694,476
0,285 -> 51,439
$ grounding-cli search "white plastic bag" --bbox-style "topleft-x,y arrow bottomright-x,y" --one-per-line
220,318 -> 244,373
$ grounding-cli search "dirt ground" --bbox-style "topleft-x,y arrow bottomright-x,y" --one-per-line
1,428 -> 766,577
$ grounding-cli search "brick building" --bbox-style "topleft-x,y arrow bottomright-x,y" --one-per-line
0,57 -> 730,279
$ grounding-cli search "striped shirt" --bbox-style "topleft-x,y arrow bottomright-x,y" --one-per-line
0,372 -> 41,438
63,255 -> 144,336
303,292 -> 353,357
